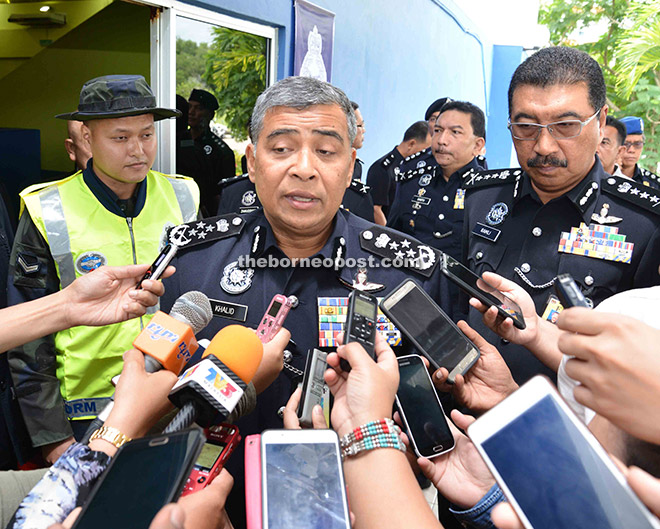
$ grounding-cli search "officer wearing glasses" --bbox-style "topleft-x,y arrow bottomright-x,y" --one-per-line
461,47 -> 660,385
618,116 -> 660,190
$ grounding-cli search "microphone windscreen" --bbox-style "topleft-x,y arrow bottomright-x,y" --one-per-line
170,291 -> 213,334
203,325 -> 263,383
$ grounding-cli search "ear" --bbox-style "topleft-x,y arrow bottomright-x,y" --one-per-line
473,137 -> 486,157
81,123 -> 92,147
599,105 -> 608,129
64,139 -> 76,162
246,143 -> 257,184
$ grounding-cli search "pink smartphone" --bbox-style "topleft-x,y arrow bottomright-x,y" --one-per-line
256,295 -> 297,343
245,434 -> 262,529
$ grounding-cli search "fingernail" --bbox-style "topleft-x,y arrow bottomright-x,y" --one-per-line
128,290 -> 138,298
170,505 -> 185,529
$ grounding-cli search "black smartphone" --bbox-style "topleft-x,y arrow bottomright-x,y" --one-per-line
380,279 -> 480,383
396,355 -> 454,458
138,243 -> 178,288
554,273 -> 591,308
297,348 -> 328,428
72,428 -> 205,529
340,289 -> 378,371
440,254 -> 525,329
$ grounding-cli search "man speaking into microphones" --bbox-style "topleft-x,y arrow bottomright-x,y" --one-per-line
160,76 -> 452,525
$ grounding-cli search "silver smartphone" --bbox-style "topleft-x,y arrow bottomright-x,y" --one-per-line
380,278 -> 480,383
468,376 -> 660,529
261,429 -> 351,529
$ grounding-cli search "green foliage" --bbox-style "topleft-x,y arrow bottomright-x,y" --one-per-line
539,0 -> 660,170
176,38 -> 211,98
203,27 -> 267,141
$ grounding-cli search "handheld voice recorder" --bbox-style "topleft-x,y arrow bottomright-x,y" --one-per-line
257,294 -> 298,343
297,348 -> 328,428
340,289 -> 378,371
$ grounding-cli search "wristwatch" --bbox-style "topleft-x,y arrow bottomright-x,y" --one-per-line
89,426 -> 132,448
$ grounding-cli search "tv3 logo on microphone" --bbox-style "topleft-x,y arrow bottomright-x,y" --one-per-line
176,359 -> 244,411
145,321 -> 193,363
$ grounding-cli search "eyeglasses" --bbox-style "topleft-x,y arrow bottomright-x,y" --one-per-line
508,109 -> 601,141
623,140 -> 644,150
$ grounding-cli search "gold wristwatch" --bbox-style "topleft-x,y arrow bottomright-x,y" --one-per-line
89,426 -> 132,448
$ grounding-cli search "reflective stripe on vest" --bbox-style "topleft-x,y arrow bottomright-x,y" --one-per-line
39,185 -> 77,287
169,177 -> 198,222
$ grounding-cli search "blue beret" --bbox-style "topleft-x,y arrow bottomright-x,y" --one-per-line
620,116 -> 644,135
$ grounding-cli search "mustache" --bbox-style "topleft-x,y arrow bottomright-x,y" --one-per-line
527,155 -> 568,168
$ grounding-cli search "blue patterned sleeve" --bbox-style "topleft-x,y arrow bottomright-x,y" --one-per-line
10,442 -> 111,529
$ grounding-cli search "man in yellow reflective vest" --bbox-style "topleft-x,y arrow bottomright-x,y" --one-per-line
7,75 -> 200,464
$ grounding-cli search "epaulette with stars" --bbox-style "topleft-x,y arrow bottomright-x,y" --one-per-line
359,225 -> 441,278
462,168 -> 522,190
640,168 -> 660,187
348,179 -> 371,195
167,214 -> 246,250
219,173 -> 250,188
602,175 -> 660,216
395,162 -> 435,183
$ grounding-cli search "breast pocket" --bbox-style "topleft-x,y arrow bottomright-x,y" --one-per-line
467,241 -> 508,277
559,253 -> 626,306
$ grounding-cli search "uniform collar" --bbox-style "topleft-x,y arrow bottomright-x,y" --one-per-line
248,210 -> 346,261
82,158 -> 147,217
439,156 -> 481,183
515,157 -> 603,222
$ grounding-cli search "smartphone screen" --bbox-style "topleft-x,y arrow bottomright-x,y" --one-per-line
262,431 -> 350,529
381,280 -> 478,374
73,429 -> 204,529
442,254 -> 525,328
474,384 -> 660,529
396,355 -> 454,458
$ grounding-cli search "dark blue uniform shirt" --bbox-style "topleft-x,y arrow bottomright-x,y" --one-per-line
366,146 -> 405,216
160,208 -> 451,525
632,164 -> 660,190
388,157 -> 483,260
462,158 -> 660,384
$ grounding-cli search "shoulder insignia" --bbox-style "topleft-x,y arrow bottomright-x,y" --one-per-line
167,214 -> 245,249
359,226 -> 440,278
220,173 -> 250,188
381,152 -> 397,168
402,146 -> 430,162
462,168 -> 522,190
349,179 -> 371,195
396,163 -> 435,183
602,176 -> 660,215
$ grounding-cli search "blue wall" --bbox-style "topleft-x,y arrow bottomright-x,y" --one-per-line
487,44 -> 523,170
183,0 -> 518,171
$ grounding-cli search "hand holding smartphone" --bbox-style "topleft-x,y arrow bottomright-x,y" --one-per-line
72,428 -> 205,529
468,376 -> 660,529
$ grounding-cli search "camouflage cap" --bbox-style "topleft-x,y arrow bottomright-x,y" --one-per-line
56,74 -> 181,121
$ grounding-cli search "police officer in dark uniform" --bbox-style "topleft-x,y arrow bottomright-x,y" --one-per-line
161,76 -> 452,527
366,120 -> 431,225
619,116 -> 660,190
388,101 -> 487,261
462,47 -> 660,385
217,173 -> 375,222
186,89 -> 236,216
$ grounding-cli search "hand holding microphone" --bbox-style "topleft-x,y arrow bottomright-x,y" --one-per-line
164,325 -> 263,433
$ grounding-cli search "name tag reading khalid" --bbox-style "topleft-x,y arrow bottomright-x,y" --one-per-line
209,299 -> 248,322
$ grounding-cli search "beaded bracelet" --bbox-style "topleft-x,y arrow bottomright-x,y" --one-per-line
340,418 -> 406,459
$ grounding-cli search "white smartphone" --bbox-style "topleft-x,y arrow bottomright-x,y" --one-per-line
261,429 -> 351,529
468,376 -> 660,529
